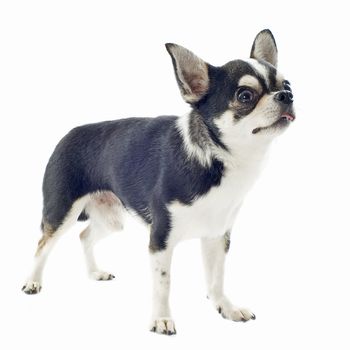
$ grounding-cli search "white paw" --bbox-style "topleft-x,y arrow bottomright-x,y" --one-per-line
22,281 -> 42,295
215,297 -> 255,322
150,318 -> 176,335
90,271 -> 115,281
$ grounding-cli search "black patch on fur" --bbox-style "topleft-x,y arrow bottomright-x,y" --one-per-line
42,116 -> 225,250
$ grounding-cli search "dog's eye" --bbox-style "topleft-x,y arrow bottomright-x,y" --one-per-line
237,88 -> 255,103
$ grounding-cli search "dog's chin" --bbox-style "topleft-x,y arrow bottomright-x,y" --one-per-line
252,113 -> 295,135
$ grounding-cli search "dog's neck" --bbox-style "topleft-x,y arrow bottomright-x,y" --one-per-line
177,111 -> 271,168
176,112 -> 213,166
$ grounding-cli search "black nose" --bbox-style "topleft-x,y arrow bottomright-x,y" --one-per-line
274,90 -> 294,104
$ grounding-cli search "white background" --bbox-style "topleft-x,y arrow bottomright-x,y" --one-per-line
1,0 -> 349,349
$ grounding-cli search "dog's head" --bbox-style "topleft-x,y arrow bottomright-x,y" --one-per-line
166,30 -> 295,152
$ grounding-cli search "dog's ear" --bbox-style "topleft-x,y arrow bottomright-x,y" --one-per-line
165,43 -> 209,104
250,29 -> 278,67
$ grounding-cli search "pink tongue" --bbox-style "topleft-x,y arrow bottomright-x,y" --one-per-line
282,113 -> 295,121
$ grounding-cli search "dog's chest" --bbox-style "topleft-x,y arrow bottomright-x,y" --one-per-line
167,156 -> 266,244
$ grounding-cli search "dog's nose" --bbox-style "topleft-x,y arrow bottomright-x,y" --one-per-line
274,90 -> 294,104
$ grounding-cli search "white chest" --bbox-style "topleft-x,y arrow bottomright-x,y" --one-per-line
167,156 -> 266,245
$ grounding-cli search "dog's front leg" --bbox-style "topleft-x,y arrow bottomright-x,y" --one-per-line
201,234 -> 256,322
149,247 -> 176,335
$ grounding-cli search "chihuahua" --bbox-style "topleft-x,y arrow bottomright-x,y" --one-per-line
22,29 -> 295,335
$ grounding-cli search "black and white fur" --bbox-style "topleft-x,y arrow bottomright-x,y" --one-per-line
22,30 -> 295,335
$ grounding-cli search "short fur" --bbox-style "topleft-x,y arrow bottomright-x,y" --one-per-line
23,29 -> 295,335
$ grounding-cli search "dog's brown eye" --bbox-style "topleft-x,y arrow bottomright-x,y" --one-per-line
237,88 -> 254,103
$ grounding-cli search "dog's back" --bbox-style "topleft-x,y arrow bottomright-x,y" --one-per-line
42,116 -> 177,229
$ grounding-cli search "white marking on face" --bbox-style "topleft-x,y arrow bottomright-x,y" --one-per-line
244,59 -> 269,85
238,75 -> 262,93
215,110 -> 276,153
276,71 -> 285,87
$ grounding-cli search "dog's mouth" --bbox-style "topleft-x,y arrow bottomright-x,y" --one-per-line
252,112 -> 296,135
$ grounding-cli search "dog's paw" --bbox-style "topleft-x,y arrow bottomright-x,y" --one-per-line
217,305 -> 255,322
22,281 -> 42,295
90,271 -> 115,281
150,318 -> 176,336
215,297 -> 255,322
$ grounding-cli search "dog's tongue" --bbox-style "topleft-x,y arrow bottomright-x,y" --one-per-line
282,113 -> 295,121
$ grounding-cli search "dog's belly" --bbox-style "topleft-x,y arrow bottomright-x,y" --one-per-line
167,163 -> 262,245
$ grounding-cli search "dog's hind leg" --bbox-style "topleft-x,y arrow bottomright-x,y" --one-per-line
79,192 -> 124,281
22,197 -> 88,294
22,223 -> 57,294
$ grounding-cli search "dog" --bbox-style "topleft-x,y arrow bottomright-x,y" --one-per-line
22,29 -> 295,335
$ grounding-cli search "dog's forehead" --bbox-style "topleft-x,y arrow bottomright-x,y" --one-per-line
222,59 -> 281,91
